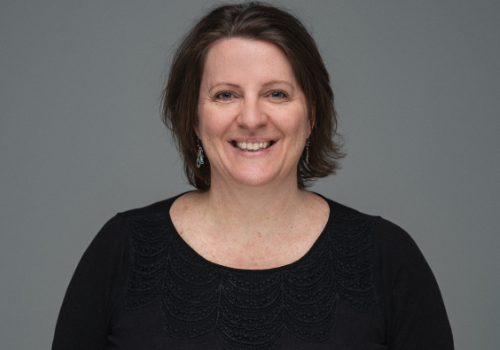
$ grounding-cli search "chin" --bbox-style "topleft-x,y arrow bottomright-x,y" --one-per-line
229,169 -> 284,188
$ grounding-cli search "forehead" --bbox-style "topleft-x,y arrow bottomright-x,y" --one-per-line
201,38 -> 298,87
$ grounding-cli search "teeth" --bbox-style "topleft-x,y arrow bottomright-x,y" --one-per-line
236,141 -> 271,151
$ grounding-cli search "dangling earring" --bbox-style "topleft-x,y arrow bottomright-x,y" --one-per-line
305,139 -> 310,165
196,139 -> 204,168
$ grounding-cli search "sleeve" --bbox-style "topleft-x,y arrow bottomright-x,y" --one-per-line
373,217 -> 454,350
52,214 -> 130,350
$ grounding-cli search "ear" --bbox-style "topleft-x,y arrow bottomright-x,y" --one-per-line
194,124 -> 200,139
194,111 -> 201,139
308,104 -> 316,137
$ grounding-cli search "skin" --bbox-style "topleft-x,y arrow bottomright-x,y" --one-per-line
170,38 -> 330,269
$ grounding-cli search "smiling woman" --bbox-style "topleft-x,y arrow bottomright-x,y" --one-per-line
162,3 -> 343,191
52,2 -> 454,350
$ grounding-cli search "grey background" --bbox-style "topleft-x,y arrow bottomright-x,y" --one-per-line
1,0 -> 499,349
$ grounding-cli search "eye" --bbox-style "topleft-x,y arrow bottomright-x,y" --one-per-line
216,92 -> 234,100
269,91 -> 287,99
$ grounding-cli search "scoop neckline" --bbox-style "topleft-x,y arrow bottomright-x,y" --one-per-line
166,191 -> 333,274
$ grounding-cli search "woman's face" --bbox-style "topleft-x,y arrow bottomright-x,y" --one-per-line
196,38 -> 311,188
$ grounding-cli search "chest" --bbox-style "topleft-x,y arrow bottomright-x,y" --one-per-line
119,211 -> 379,350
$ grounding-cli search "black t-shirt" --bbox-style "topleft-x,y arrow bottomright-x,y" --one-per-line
52,195 -> 454,349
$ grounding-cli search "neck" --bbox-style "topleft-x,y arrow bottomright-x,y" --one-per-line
202,175 -> 307,240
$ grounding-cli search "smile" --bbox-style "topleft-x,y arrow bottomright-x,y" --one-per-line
233,141 -> 273,151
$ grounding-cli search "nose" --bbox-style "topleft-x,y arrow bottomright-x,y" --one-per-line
236,96 -> 267,130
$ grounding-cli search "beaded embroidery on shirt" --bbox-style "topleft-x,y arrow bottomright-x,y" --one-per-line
124,207 -> 376,350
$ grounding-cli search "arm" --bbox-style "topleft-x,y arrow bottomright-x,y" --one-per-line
373,218 -> 454,349
52,215 -> 129,349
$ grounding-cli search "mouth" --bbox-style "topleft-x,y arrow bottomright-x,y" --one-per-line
232,140 -> 274,151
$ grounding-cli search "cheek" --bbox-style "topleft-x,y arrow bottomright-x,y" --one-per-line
198,109 -> 226,141
197,105 -> 213,135
279,107 -> 310,137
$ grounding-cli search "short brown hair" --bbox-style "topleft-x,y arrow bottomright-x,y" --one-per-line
161,2 -> 344,190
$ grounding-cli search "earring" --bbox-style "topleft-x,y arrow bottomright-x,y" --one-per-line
305,139 -> 309,165
196,139 -> 204,168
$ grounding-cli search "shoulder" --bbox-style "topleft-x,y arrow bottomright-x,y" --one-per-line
323,199 -> 445,307
320,195 -> 419,257
84,194 -> 185,267
320,196 -> 377,243
319,195 -> 431,288
87,196 -> 179,245
371,217 -> 424,263
118,195 -> 180,218
116,193 -> 186,231
318,200 -> 455,348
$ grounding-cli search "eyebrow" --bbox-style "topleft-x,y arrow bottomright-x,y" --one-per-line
208,80 -> 295,92
209,83 -> 240,90
262,80 -> 295,89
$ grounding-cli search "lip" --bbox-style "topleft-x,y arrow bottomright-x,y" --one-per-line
230,138 -> 278,143
228,139 -> 278,155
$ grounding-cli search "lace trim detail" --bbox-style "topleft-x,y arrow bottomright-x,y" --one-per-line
124,209 -> 376,350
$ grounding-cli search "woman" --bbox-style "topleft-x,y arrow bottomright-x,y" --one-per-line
53,3 -> 454,349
